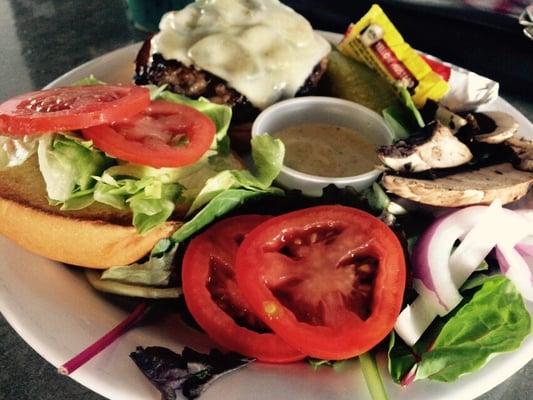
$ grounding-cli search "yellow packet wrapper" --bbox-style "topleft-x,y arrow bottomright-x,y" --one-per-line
338,4 -> 448,108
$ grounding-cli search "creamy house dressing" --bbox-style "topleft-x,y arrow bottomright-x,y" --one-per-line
150,0 -> 331,109
274,123 -> 380,177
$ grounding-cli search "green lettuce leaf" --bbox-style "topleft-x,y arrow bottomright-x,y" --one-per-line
388,332 -> 416,384
93,173 -> 183,234
361,183 -> 390,213
0,135 -> 37,170
173,188 -> 281,243
38,134 -> 114,209
416,276 -> 531,382
382,87 -> 425,140
149,87 -> 232,143
398,86 -> 425,128
188,134 -> 285,214
130,184 -> 183,234
73,75 -> 106,86
388,276 -> 531,384
101,244 -> 178,286
85,269 -> 182,299
382,104 -> 412,140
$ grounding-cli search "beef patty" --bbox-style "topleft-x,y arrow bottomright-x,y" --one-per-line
134,39 -> 328,123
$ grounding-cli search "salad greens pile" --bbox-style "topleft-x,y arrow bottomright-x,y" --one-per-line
91,181 -> 530,399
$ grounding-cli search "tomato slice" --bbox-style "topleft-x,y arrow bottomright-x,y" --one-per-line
182,214 -> 304,363
82,100 -> 216,168
235,205 -> 406,360
0,85 -> 150,136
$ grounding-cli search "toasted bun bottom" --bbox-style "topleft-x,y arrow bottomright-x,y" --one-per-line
0,155 -> 183,269
0,196 -> 180,268
382,163 -> 533,207
0,152 -> 244,269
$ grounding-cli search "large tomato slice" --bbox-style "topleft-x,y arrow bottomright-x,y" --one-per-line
182,214 -> 304,363
235,205 -> 406,360
0,85 -> 150,135
82,100 -> 216,168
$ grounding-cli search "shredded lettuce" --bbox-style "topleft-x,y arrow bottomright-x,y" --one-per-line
0,135 -> 37,170
37,134 -> 113,209
34,85 -> 234,233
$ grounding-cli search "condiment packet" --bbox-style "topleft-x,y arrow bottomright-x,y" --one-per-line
338,4 -> 448,108
422,54 -> 499,112
338,4 -> 499,112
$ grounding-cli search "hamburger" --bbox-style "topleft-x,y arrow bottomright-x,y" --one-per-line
134,0 -> 331,123
0,0 -> 332,270
0,83 -> 283,269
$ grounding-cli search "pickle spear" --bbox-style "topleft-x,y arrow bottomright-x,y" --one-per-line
320,49 -> 400,113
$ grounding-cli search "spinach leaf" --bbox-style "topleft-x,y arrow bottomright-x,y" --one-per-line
416,276 -> 531,382
388,276 -> 531,384
130,346 -> 252,400
387,332 -> 417,384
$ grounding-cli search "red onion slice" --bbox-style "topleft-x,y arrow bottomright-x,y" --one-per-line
412,202 -> 502,315
517,238 -> 533,257
396,202 -> 533,346
496,244 -> 533,302
515,209 -> 533,223
394,295 -> 438,347
397,204 -> 500,345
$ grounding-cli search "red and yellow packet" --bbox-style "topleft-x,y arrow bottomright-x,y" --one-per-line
338,4 -> 449,108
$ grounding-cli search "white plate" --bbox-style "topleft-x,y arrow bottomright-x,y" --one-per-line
0,32 -> 532,400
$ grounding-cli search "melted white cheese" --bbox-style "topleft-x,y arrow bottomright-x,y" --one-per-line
150,0 -> 331,109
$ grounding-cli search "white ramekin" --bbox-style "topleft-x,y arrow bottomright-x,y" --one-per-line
252,96 -> 393,196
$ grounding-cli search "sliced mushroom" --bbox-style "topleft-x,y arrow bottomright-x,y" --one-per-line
382,163 -> 533,207
464,111 -> 519,144
506,134 -> 533,171
377,121 -> 473,173
435,106 -> 468,132
419,100 -> 467,132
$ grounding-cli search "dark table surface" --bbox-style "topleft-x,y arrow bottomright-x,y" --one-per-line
0,1 -> 531,399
